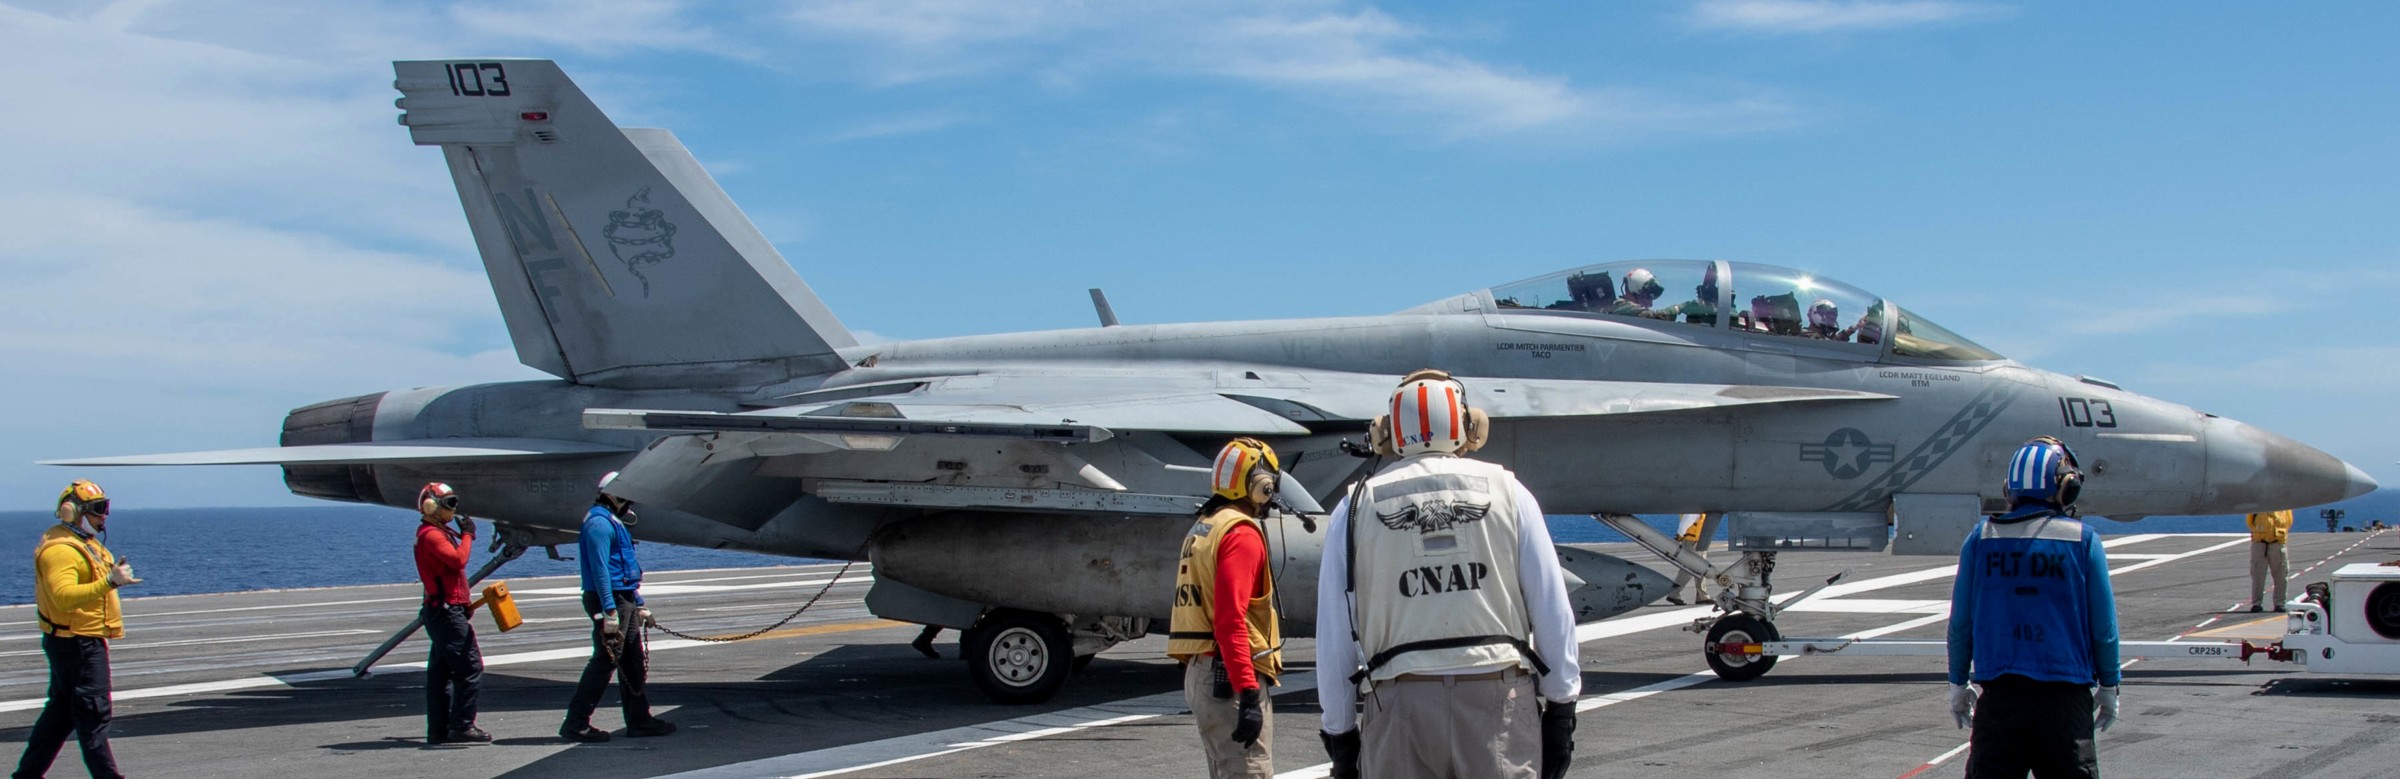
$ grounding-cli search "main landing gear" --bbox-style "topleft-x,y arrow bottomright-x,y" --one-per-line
961,609 -> 1149,704
1593,514 -> 1849,682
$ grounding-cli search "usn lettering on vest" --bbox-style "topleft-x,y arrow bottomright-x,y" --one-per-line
1398,562 -> 1491,597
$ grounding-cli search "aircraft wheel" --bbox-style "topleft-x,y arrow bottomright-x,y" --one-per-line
964,609 -> 1071,704
1704,614 -> 1780,682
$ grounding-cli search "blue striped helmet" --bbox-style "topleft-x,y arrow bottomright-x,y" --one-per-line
2005,436 -> 2081,504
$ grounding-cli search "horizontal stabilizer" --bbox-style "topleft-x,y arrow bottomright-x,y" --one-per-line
41,438 -> 630,467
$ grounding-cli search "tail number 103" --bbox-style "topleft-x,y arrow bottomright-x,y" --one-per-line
2057,397 -> 2117,428
445,62 -> 511,97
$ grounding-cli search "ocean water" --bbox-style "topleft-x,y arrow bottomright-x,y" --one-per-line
6,497 -> 2385,606
0,506 -> 791,605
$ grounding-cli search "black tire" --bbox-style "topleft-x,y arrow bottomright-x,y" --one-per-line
964,609 -> 1072,704
1703,614 -> 1780,682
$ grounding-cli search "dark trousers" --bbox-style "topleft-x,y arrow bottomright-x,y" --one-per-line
565,591 -> 653,728
1965,675 -> 2099,779
421,603 -> 483,737
13,634 -> 122,779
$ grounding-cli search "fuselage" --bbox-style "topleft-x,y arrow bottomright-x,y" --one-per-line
298,302 -> 2371,563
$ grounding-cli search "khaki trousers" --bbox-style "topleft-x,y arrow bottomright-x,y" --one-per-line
2250,541 -> 2288,609
1362,671 -> 1540,779
1183,658 -> 1273,778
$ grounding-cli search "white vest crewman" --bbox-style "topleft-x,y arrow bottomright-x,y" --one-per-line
1316,369 -> 1581,779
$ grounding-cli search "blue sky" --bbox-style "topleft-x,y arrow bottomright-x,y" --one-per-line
2,0 -> 2394,508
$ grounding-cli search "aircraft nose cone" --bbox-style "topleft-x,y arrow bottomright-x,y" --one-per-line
2203,416 -> 2374,511
2342,461 -> 2380,501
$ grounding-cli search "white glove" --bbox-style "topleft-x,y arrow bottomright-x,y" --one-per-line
636,606 -> 655,629
597,610 -> 621,639
1948,683 -> 1976,729
107,560 -> 141,588
2095,685 -> 2120,732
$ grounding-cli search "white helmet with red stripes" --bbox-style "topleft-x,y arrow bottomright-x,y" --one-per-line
1371,369 -> 1489,457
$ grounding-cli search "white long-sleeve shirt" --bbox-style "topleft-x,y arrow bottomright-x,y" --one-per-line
1316,477 -> 1582,734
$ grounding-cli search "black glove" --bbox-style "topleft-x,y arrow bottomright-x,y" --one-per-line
1540,701 -> 1577,779
455,515 -> 475,536
1321,729 -> 1361,779
1231,688 -> 1263,748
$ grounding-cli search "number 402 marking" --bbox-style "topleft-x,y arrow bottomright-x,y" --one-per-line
2058,397 -> 2117,428
446,62 -> 510,97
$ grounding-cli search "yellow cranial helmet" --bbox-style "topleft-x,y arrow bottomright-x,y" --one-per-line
56,480 -> 108,522
1210,437 -> 1281,501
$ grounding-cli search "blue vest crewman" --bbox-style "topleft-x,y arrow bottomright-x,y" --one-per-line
1947,437 -> 2121,779
560,471 -> 676,743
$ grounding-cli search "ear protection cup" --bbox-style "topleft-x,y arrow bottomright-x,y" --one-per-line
1368,415 -> 1399,457
56,501 -> 75,523
1458,407 -> 1490,454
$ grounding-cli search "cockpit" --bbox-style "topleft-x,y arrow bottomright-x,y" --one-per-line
1483,260 -> 2002,361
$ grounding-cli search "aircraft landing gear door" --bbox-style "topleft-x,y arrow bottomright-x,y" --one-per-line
1890,494 -> 1984,557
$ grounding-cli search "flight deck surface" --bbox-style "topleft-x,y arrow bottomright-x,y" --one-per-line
3,531 -> 2394,778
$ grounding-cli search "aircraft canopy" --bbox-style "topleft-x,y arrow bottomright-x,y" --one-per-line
1485,260 -> 2002,361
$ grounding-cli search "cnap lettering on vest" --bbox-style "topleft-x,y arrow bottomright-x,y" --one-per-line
1398,562 -> 1490,597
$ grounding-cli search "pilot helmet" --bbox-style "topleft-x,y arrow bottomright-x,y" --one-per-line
2004,436 -> 2083,508
1209,438 -> 1280,501
1622,268 -> 1664,301
1808,299 -> 1839,330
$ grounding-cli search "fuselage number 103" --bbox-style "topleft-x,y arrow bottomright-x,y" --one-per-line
2057,397 -> 2117,428
446,62 -> 511,97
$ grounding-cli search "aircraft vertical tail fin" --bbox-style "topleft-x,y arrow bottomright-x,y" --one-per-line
395,59 -> 855,388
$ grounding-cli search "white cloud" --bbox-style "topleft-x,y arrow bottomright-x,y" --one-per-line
825,112 -> 973,142
448,0 -> 736,56
779,0 -> 1800,141
1687,0 -> 2001,34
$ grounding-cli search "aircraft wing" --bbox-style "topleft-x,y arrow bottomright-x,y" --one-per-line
1223,375 -> 1896,422
586,374 -> 1889,442
588,391 -> 1313,439
40,438 -> 632,466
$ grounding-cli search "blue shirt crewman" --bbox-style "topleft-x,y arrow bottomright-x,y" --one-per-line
560,471 -> 676,743
1947,436 -> 2122,779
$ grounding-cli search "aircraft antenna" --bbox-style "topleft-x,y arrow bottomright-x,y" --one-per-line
1089,288 -> 1120,327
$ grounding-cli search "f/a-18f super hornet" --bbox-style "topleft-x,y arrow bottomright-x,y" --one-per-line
52,59 -> 2376,702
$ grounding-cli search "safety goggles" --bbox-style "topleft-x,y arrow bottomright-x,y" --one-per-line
81,498 -> 109,518
433,494 -> 460,510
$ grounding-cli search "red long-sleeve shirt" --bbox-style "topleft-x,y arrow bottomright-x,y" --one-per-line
1213,522 -> 1269,692
415,521 -> 473,606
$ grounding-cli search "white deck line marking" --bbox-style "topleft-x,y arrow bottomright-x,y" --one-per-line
510,574 -> 874,597
652,672 -> 1321,779
0,629 -> 378,658
2107,538 -> 2247,576
0,633 -> 788,713
126,596 -> 424,619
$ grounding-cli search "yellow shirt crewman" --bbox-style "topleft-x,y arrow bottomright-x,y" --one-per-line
17,480 -> 140,779
2246,509 -> 2292,612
